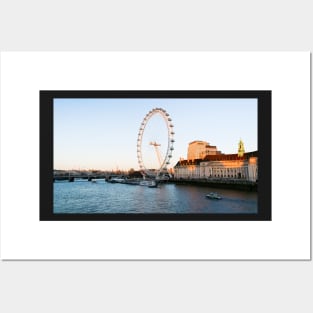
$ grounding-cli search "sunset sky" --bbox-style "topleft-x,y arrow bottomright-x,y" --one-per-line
54,98 -> 257,171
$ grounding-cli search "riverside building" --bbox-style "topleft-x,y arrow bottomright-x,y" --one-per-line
174,140 -> 258,182
187,140 -> 222,159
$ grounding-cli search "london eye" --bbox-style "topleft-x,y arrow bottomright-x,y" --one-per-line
137,108 -> 175,179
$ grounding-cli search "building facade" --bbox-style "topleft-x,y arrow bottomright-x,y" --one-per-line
187,140 -> 221,160
174,151 -> 258,182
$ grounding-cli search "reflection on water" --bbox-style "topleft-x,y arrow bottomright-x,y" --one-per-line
53,180 -> 257,214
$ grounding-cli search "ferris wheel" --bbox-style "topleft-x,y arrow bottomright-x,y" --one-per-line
137,108 -> 175,178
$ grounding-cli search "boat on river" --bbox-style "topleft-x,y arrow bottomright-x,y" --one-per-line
139,180 -> 158,188
205,192 -> 222,200
107,177 -> 125,183
106,176 -> 158,188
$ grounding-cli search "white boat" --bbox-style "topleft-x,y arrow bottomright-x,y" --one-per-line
108,177 -> 125,183
139,180 -> 158,188
205,192 -> 222,200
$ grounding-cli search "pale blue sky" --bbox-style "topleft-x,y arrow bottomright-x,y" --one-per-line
54,98 -> 257,171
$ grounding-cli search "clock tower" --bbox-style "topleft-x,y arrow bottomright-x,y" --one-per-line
238,139 -> 245,157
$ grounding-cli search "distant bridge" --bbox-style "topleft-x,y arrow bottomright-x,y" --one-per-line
53,173 -> 108,182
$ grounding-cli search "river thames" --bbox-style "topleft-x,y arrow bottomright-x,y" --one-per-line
53,180 -> 257,214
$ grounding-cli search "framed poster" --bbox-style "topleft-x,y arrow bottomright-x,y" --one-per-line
0,52 -> 310,260
40,90 -> 271,221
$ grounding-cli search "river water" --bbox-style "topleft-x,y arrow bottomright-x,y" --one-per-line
53,180 -> 257,214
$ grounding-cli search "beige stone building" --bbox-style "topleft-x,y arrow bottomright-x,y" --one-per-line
187,140 -> 221,160
174,151 -> 258,182
175,140 -> 257,182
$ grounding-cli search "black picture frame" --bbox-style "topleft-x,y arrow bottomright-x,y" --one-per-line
40,90 -> 271,221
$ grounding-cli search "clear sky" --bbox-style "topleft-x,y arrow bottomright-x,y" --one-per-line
54,98 -> 257,171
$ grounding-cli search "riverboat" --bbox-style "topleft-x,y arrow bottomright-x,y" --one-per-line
139,180 -> 158,188
205,192 -> 222,200
107,177 -> 125,183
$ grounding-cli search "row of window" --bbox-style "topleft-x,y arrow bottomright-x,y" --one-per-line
206,174 -> 245,178
176,168 -> 247,174
205,168 -> 248,175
